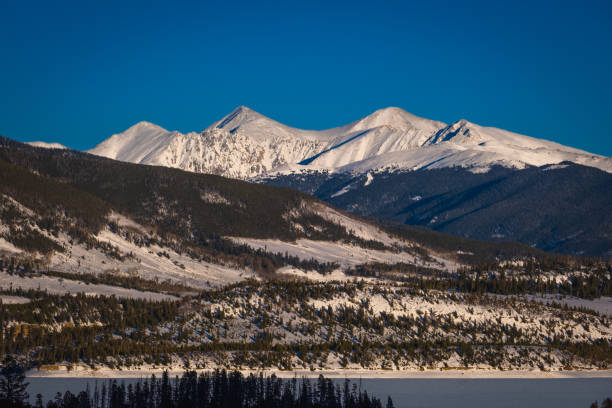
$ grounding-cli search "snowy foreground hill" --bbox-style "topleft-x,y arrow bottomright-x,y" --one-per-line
0,137 -> 611,376
88,106 -> 612,178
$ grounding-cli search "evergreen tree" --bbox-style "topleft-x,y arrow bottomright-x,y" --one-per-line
77,390 -> 91,408
34,393 -> 44,408
0,358 -> 29,407
160,370 -> 172,408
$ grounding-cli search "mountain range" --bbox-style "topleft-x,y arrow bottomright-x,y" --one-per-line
88,106 -> 612,178
1,135 -> 611,376
27,107 -> 612,258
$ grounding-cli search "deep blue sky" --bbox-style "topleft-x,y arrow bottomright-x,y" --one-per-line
1,0 -> 611,155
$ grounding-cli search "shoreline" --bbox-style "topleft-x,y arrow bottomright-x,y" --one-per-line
26,367 -> 612,379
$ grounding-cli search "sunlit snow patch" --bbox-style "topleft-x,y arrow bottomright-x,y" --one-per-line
331,185 -> 351,198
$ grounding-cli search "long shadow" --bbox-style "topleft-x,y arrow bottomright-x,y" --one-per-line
299,129 -> 372,165
396,176 -> 511,225
216,108 -> 243,129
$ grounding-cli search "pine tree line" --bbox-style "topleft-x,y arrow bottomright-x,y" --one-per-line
2,364 -> 393,408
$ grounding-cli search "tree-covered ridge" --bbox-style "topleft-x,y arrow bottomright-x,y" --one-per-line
261,163 -> 612,257
1,277 -> 611,372
0,137 -> 390,246
0,157 -> 341,279
0,158 -> 110,234
0,136 -> 432,284
346,259 -> 612,300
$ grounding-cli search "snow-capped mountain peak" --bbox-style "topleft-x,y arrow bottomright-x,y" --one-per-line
349,107 -> 445,134
89,120 -> 179,164
213,105 -> 264,131
87,106 -> 612,177
130,120 -> 167,131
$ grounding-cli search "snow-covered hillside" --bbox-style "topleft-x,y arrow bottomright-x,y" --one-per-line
88,106 -> 612,177
0,182 -> 452,291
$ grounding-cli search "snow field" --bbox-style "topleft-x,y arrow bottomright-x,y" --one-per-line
0,271 -> 176,301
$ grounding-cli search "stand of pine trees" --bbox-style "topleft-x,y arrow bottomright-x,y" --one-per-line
5,368 -> 393,408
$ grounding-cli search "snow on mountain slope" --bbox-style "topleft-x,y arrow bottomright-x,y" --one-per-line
422,119 -> 611,171
231,200 -> 458,271
87,121 -> 184,164
230,237 -> 452,270
89,107 -> 333,178
310,201 -> 400,246
298,124 -> 443,169
348,106 -> 446,135
26,141 -> 67,150
1,187 -> 457,288
0,271 -> 176,301
268,116 -> 612,175
88,106 -> 612,177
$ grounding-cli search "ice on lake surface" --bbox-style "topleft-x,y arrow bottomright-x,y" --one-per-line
26,377 -> 612,407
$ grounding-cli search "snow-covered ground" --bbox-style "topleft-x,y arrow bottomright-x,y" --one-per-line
48,228 -> 255,289
275,266 -> 361,282
25,141 -> 68,150
230,237 -> 453,270
0,272 -> 176,300
23,283 -> 612,377
0,294 -> 30,304
311,202 -> 400,246
0,236 -> 22,254
3,191 -> 456,290
529,294 -> 612,317
27,365 -> 612,379
1,195 -> 255,288
12,279 -> 612,376
232,203 -> 459,271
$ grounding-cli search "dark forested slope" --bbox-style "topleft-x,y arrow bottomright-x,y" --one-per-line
262,164 -> 612,257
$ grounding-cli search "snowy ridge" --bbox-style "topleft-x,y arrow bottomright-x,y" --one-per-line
88,106 -> 612,177
88,107 -> 332,178
26,141 -> 67,150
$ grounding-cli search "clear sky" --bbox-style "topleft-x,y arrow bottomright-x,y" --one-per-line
1,0 -> 611,155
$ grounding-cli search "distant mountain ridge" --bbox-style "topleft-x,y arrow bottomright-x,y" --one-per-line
88,107 -> 330,179
30,107 -> 612,257
263,163 -> 612,258
87,106 -> 612,178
